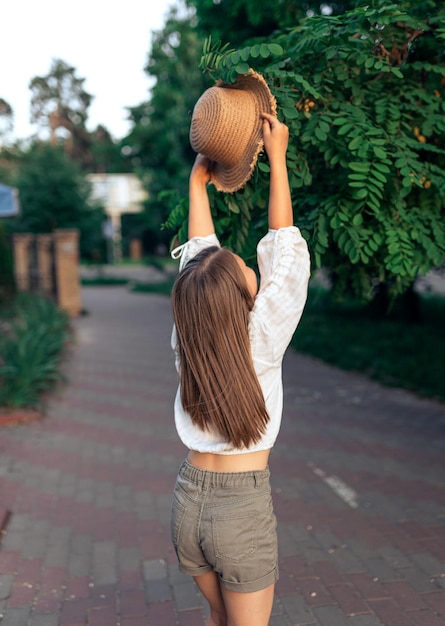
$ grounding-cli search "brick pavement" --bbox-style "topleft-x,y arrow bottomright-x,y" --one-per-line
0,285 -> 444,626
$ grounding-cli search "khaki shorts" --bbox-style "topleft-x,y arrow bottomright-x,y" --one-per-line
170,459 -> 278,593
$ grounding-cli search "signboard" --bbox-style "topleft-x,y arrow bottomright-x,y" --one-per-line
0,183 -> 20,217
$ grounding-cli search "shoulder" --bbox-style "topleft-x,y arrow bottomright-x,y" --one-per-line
172,234 -> 221,271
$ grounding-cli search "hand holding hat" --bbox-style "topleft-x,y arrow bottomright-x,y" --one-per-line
260,111 -> 289,163
189,69 -> 277,193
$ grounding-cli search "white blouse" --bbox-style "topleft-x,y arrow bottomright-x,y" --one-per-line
171,226 -> 310,454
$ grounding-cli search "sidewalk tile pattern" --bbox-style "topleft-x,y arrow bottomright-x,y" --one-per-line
1,287 -> 444,625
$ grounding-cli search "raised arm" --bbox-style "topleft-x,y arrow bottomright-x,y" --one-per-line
188,153 -> 215,239
261,112 -> 293,230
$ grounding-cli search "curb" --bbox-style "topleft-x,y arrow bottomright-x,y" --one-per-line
0,408 -> 42,427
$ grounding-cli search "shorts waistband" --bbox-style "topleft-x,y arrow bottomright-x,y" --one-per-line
179,459 -> 270,489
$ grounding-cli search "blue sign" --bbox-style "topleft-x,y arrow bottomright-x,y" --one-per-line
0,183 -> 20,217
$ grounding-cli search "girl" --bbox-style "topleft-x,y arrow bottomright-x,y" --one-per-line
171,112 -> 310,626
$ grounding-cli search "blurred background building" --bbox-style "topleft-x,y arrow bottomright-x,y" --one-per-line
87,173 -> 147,263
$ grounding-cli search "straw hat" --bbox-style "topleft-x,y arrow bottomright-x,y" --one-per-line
189,69 -> 277,193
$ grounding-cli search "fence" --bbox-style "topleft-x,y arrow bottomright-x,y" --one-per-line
12,229 -> 82,316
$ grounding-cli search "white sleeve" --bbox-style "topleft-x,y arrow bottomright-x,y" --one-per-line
250,226 -> 311,362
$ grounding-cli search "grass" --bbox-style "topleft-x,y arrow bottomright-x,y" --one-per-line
0,293 -> 71,408
143,255 -> 178,272
81,276 -> 129,286
292,287 -> 445,402
130,278 -> 176,296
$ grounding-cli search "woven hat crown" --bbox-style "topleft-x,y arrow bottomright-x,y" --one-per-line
190,88 -> 257,168
189,70 -> 276,193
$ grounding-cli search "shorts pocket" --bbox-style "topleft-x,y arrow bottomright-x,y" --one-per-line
212,510 -> 257,563
170,495 -> 186,549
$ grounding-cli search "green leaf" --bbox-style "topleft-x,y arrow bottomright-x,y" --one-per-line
267,43 -> 283,55
367,184 -> 383,198
357,142 -> 370,159
371,170 -> 387,184
235,62 -> 250,74
250,45 -> 260,58
348,135 -> 363,151
283,107 -> 299,120
373,232 -> 383,245
349,162 -> 371,173
338,124 -> 353,136
348,173 -> 368,181
227,198 -> 240,214
260,44 -> 270,58
330,215 -> 342,228
240,47 -> 251,62
315,127 -> 327,141
373,146 -> 387,159
258,162 -> 270,173
373,162 -> 391,174
353,188 -> 368,199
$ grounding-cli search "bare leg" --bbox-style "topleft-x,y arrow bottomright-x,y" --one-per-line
194,571 -> 228,626
221,583 -> 274,626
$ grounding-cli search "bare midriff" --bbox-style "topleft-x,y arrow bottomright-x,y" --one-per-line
187,449 -> 271,473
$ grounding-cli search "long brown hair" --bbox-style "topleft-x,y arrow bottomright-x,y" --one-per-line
171,246 -> 269,449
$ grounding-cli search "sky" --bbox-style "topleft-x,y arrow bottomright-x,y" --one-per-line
0,0 -> 180,142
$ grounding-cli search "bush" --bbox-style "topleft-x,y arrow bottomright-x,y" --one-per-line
0,293 -> 70,408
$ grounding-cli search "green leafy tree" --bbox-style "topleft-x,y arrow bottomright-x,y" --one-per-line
168,0 -> 445,307
89,125 -> 132,174
29,59 -> 94,169
29,60 -> 130,174
30,58 -> 92,131
9,142 -> 104,260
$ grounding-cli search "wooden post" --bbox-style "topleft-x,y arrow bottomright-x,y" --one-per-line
12,234 -> 34,291
54,229 -> 82,316
130,238 -> 142,261
36,234 -> 54,298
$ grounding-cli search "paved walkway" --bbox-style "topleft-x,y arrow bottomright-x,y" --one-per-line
1,286 -> 445,626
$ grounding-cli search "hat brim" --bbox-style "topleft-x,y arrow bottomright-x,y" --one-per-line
209,70 -> 277,193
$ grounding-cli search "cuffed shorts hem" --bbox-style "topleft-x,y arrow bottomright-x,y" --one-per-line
179,563 -> 213,577
220,566 -> 279,593
179,564 -> 279,593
